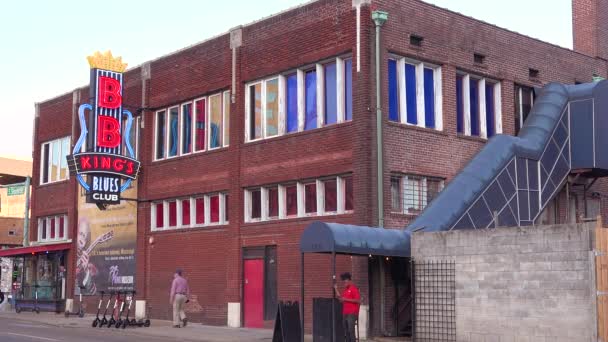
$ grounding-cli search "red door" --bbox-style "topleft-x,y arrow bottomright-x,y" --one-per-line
244,259 -> 264,328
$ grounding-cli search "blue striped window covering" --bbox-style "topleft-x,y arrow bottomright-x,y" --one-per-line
388,59 -> 399,121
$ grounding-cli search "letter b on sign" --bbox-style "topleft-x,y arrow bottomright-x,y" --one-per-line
97,116 -> 121,148
98,76 -> 122,109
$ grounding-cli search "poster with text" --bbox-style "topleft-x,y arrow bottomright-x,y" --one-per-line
75,184 -> 137,295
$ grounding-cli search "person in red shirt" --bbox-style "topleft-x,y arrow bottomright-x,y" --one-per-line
333,272 -> 360,342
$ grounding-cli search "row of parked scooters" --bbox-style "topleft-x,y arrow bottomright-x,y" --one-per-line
91,290 -> 151,329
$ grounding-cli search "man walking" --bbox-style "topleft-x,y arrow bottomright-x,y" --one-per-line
333,272 -> 361,342
170,269 -> 190,328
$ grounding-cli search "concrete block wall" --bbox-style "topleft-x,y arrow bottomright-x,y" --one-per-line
411,224 -> 598,342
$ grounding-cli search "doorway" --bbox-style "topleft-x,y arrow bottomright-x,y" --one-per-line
242,246 -> 277,328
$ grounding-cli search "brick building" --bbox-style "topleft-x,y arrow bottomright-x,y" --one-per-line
29,0 -> 608,338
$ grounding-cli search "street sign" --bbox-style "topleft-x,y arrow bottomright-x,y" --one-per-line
7,186 -> 25,196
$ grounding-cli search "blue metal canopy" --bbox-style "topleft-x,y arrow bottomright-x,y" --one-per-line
299,221 -> 410,257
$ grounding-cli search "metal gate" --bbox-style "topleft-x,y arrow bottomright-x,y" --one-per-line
413,260 -> 456,342
597,220 -> 608,342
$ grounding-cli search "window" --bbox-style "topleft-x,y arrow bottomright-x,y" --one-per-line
388,57 -> 442,130
8,230 -> 15,236
304,182 -> 317,214
244,174 -> 353,222
268,187 -> 279,219
38,215 -> 68,242
391,174 -> 444,215
122,116 -> 140,159
514,85 -> 536,135
323,179 -> 337,212
154,91 -> 229,161
285,184 -> 298,217
245,56 -> 352,142
40,137 -> 70,185
456,73 -> 502,138
151,193 -> 228,230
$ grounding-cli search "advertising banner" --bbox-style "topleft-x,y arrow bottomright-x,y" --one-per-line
75,183 -> 137,295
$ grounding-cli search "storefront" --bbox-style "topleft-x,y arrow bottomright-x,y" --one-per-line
0,243 -> 70,313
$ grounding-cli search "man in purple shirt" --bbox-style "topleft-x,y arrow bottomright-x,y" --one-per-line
170,269 -> 190,328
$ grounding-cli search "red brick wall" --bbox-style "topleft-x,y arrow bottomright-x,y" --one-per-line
31,0 -> 608,332
573,0 -> 608,61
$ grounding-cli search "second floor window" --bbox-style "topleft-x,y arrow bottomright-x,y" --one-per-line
456,73 -> 502,139
40,137 -> 70,185
245,57 -> 353,142
391,174 -> 444,215
155,91 -> 230,161
38,215 -> 68,242
514,85 -> 536,135
151,192 -> 228,230
244,174 -> 353,222
388,57 -> 443,130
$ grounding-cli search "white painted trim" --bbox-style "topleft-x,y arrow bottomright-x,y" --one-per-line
337,176 -> 345,214
336,58 -> 345,123
316,179 -> 324,216
518,87 -> 524,130
316,64 -> 324,128
278,75 -> 286,135
261,187 -> 269,221
176,199 -> 183,227
204,195 -> 211,225
261,80 -> 268,138
220,193 -> 227,225
163,200 -> 169,228
297,70 -> 305,132
494,82 -> 503,134
434,67 -> 443,131
244,190 -> 251,222
278,185 -> 286,219
223,91 -> 230,147
415,63 -> 425,127
190,198 -> 196,227
479,78 -> 487,139
463,74 -> 471,136
244,85 -> 251,142
297,182 -> 305,217
397,58 -> 407,124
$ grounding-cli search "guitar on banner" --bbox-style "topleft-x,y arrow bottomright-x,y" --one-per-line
76,225 -> 114,295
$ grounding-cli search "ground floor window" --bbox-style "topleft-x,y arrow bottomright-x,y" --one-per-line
391,174 -> 444,215
12,252 -> 65,304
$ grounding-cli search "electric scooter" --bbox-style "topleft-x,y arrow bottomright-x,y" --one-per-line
98,292 -> 114,327
114,293 -> 127,328
91,291 -> 105,327
107,292 -> 121,328
126,291 -> 151,328
65,286 -> 85,318
16,285 -> 40,314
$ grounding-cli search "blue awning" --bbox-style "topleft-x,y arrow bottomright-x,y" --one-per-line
300,221 -> 409,257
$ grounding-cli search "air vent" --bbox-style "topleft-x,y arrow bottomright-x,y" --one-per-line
410,35 -> 423,47
529,68 -> 539,79
474,53 -> 485,64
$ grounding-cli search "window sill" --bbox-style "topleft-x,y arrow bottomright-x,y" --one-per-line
389,211 -> 420,218
387,121 -> 448,137
243,211 -> 354,227
152,146 -> 229,165
38,179 -> 70,188
151,223 -> 229,234
35,239 -> 71,245
244,121 -> 353,148
456,133 -> 488,143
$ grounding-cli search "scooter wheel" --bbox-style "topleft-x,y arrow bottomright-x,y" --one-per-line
78,311 -> 85,318
121,321 -> 127,329
130,319 -> 137,325
15,307 -> 21,313
115,320 -> 122,329
144,319 -> 151,327
92,319 -> 98,327
35,308 -> 40,314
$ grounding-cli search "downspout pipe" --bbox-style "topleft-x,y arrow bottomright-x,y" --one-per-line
23,176 -> 31,247
372,9 -> 388,336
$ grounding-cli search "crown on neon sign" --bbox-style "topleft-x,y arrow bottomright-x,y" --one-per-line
87,51 -> 128,73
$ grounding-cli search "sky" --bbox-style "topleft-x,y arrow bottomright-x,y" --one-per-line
0,0 -> 573,161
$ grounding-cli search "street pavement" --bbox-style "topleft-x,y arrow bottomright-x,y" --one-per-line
0,311 -> 276,342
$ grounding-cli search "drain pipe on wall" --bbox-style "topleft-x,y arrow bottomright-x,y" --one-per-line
372,9 -> 388,336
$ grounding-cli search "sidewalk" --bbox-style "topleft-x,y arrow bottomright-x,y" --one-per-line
0,311 -> 275,342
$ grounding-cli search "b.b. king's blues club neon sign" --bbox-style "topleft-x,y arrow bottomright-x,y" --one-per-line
67,51 -> 141,205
